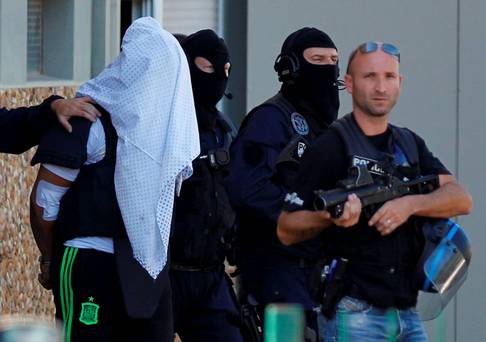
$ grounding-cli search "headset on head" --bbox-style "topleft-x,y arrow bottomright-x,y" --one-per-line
274,52 -> 300,83
273,29 -> 305,84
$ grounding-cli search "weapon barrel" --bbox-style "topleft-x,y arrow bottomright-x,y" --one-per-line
314,189 -> 351,211
314,184 -> 383,212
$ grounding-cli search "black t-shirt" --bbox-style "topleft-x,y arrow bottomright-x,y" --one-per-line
284,126 -> 450,308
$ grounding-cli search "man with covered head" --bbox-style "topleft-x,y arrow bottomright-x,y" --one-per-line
169,29 -> 243,341
28,17 -> 200,341
225,27 -> 341,339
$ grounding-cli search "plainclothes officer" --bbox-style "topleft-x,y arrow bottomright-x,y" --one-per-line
278,41 -> 472,341
225,27 -> 341,339
170,29 -> 243,342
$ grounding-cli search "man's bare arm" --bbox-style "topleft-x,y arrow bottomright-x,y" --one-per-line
410,175 -> 472,217
369,175 -> 473,236
30,166 -> 72,289
277,194 -> 362,245
277,210 -> 333,246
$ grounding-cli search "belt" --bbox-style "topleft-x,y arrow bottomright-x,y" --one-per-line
170,263 -> 221,272
348,261 -> 414,275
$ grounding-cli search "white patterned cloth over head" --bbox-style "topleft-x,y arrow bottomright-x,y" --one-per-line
78,17 -> 200,279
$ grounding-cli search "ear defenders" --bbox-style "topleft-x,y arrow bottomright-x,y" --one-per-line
273,29 -> 304,84
274,52 -> 300,83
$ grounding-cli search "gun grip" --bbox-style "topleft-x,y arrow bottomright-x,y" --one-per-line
332,204 -> 344,218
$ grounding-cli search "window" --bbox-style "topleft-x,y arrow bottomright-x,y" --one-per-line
27,0 -> 43,77
0,0 -> 160,85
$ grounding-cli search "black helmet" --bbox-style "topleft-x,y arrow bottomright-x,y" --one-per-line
415,219 -> 471,320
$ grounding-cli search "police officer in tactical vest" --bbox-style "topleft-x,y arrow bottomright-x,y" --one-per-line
225,27 -> 341,339
170,29 -> 244,342
278,41 -> 473,341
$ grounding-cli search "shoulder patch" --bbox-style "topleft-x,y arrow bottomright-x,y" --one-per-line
297,141 -> 307,158
284,192 -> 304,206
290,112 -> 309,136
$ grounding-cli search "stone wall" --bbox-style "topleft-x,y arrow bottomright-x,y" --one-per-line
0,86 -> 78,316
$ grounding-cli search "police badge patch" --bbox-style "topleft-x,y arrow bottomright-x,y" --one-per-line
79,297 -> 99,325
290,112 -> 309,135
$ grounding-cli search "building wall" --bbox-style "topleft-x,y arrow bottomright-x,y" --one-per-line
242,1 -> 486,341
456,0 -> 486,340
162,0 -> 219,35
0,86 -> 78,316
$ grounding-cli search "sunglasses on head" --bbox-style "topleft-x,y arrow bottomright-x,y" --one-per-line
358,42 -> 400,62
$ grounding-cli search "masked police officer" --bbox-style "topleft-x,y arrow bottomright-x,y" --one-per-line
225,27 -> 341,339
278,41 -> 472,341
170,29 -> 243,342
0,96 -> 100,154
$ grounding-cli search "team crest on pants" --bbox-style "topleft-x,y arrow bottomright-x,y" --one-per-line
79,297 -> 99,325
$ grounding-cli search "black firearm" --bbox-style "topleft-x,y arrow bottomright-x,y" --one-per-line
319,257 -> 349,319
314,164 -> 440,218
239,294 -> 263,342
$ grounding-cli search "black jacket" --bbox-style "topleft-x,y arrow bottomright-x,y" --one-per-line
0,95 -> 62,154
171,116 -> 236,268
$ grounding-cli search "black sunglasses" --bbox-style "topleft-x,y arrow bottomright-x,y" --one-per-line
358,42 -> 400,62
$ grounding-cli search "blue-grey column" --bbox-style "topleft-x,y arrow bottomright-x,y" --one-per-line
222,0 -> 247,126
73,0 -> 92,80
153,0 -> 163,23
91,0 -> 120,77
457,0 -> 486,341
43,0 -> 92,81
0,0 -> 27,84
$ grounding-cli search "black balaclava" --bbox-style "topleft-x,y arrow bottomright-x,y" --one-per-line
173,33 -> 187,44
278,27 -> 340,127
182,29 -> 230,130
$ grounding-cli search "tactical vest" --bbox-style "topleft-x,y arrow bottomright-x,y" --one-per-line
331,113 -> 419,177
327,113 -> 424,307
56,112 -> 126,242
237,93 -> 327,262
242,93 -> 324,188
170,114 -> 237,268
